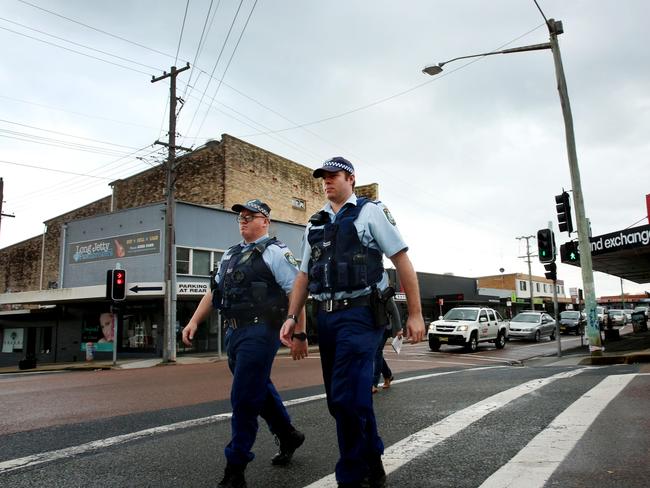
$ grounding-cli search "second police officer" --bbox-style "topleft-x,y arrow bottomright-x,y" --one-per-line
182,199 -> 307,488
281,158 -> 425,488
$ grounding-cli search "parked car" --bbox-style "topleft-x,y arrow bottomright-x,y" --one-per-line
427,307 -> 509,353
559,310 -> 585,335
508,312 -> 556,342
596,306 -> 609,329
608,309 -> 627,327
633,305 -> 649,318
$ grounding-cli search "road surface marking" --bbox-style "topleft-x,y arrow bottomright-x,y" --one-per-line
479,373 -> 637,488
304,369 -> 587,487
0,366 -> 500,474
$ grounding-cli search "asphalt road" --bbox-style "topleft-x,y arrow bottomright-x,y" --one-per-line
1,335 -> 649,487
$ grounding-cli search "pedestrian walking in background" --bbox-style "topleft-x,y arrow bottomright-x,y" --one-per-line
372,297 -> 402,393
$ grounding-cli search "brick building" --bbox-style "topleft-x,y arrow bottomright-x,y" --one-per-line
0,134 -> 379,365
0,134 -> 378,295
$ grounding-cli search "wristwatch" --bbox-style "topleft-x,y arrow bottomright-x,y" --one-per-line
291,332 -> 307,341
286,314 -> 298,323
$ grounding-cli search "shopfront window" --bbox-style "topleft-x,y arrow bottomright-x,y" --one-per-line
177,248 -> 190,274
177,247 -> 225,277
192,250 -> 211,276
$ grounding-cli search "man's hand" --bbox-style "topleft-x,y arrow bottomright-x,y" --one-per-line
290,337 -> 308,360
182,322 -> 198,346
279,319 -> 296,347
406,315 -> 425,344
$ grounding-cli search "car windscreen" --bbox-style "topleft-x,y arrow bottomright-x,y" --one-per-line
560,311 -> 580,319
511,314 -> 540,323
609,311 -> 623,317
443,309 -> 478,321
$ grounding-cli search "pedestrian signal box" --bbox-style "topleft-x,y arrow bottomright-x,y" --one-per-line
560,240 -> 580,264
106,269 -> 127,301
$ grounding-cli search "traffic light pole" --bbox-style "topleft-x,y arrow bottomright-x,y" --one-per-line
548,22 -> 602,352
552,278 -> 561,357
152,63 -> 190,364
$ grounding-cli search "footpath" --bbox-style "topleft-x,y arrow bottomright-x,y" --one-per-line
2,328 -> 649,375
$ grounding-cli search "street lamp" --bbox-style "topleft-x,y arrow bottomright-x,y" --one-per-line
423,19 -> 603,352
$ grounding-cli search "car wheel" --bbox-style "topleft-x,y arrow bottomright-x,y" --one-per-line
495,332 -> 506,349
428,336 -> 440,352
534,330 -> 541,342
465,333 -> 478,353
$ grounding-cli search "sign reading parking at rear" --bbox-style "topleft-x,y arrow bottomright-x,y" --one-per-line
177,282 -> 209,295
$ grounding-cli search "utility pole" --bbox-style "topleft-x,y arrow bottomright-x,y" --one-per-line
0,178 -> 16,239
151,63 -> 190,363
516,235 -> 536,311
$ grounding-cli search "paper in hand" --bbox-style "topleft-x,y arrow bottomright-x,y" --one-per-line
391,335 -> 403,354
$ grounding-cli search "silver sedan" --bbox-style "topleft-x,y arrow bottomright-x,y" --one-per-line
508,312 -> 556,342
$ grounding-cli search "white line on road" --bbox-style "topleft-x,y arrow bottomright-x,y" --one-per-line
304,369 -> 588,488
0,366 -> 501,474
479,373 -> 637,488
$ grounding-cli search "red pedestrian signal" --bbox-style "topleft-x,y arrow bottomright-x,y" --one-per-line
107,269 -> 127,301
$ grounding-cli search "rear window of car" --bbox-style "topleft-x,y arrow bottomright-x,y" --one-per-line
512,313 -> 540,323
444,309 -> 478,321
561,311 -> 580,319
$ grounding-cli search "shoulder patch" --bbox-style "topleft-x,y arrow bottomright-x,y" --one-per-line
383,207 -> 396,225
284,251 -> 298,267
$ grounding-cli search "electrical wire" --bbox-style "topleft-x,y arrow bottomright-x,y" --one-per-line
181,0 -> 246,142
193,0 -> 259,140
0,25 -> 152,76
17,0 -> 186,63
174,0 -> 191,65
0,16 -> 161,72
0,119 -> 141,150
0,159 -> 113,179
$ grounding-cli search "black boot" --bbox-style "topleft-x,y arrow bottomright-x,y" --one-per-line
361,456 -> 386,488
271,428 -> 305,466
217,462 -> 247,488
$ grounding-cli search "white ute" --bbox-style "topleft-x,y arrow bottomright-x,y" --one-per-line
428,306 -> 509,353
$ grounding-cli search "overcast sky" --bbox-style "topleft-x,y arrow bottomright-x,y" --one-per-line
1,0 -> 649,298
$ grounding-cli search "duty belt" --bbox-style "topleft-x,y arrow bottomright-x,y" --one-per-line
317,295 -> 371,313
223,316 -> 262,329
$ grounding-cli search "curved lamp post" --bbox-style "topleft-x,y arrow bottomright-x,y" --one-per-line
423,19 -> 602,352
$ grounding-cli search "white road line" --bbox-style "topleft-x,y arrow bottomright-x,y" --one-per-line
304,369 -> 587,488
0,366 -> 498,474
479,373 -> 637,488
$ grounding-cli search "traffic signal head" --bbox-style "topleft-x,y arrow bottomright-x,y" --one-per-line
555,191 -> 574,234
544,262 -> 557,281
537,228 -> 556,263
111,269 -> 127,301
561,240 -> 580,264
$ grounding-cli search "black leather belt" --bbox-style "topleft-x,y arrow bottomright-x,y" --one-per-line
223,317 -> 262,329
317,295 -> 371,313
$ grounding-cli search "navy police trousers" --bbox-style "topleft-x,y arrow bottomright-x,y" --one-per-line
224,323 -> 292,465
317,305 -> 385,483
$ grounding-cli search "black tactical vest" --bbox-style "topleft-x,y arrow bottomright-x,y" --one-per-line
213,238 -> 288,323
307,198 -> 384,296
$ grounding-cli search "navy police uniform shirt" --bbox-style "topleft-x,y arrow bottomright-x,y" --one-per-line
300,193 -> 407,301
215,234 -> 299,294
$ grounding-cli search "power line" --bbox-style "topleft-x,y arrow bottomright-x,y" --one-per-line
0,16 -> 161,72
194,0 -> 259,140
174,0 -> 191,65
0,94 -> 158,131
0,118 -> 142,149
0,158 -> 114,179
181,0 -> 246,142
17,0 -> 185,62
0,25 -> 152,76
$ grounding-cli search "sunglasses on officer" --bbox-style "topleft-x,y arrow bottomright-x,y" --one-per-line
236,214 -> 267,223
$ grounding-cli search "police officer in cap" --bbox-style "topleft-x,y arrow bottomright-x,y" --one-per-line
280,158 -> 425,487
183,199 -> 307,488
